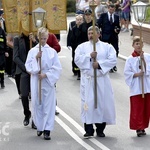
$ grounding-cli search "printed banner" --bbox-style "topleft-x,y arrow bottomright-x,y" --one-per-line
2,0 -> 67,35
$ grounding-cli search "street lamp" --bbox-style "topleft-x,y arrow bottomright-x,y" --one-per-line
132,1 -> 149,25
132,1 -> 150,98
32,7 -> 46,104
32,7 -> 46,28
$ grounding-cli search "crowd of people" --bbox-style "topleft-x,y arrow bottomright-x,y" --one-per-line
0,0 -> 150,141
68,0 -> 131,77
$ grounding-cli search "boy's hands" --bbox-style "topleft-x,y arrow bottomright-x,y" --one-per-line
140,51 -> 144,60
134,71 -> 144,77
36,51 -> 42,59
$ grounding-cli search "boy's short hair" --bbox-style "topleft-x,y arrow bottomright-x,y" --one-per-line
37,27 -> 49,38
132,36 -> 143,45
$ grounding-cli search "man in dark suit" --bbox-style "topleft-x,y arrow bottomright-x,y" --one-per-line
98,4 -> 120,72
13,33 -> 37,128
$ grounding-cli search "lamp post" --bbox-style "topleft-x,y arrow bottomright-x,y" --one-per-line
32,7 -> 46,104
32,7 -> 46,28
132,1 -> 149,98
89,0 -> 97,108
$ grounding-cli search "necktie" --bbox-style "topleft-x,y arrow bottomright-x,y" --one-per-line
110,14 -> 113,24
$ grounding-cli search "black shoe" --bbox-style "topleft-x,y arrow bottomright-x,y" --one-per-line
109,69 -> 114,73
44,130 -> 51,140
84,132 -> 94,139
23,115 -> 31,126
1,83 -> 5,89
113,66 -> 117,72
77,76 -> 80,80
142,130 -> 146,135
37,131 -> 43,136
31,121 -> 37,129
136,130 -> 143,137
136,130 -> 146,137
97,132 -> 105,137
55,110 -> 59,115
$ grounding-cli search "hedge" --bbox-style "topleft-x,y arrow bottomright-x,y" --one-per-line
67,0 -> 76,13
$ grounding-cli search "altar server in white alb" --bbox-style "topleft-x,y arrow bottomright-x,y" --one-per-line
25,27 -> 62,140
75,26 -> 116,138
124,36 -> 150,137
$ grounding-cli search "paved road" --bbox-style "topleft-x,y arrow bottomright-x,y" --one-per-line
0,16 -> 150,150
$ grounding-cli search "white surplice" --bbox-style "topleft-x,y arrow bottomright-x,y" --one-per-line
25,44 -> 62,131
124,53 -> 150,96
75,40 -> 117,124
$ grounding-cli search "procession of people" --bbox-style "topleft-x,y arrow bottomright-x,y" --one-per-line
1,0 -> 150,143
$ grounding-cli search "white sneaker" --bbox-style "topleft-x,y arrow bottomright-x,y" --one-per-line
121,27 -> 125,31
122,28 -> 129,32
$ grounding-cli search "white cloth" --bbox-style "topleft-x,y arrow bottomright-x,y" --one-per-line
124,53 -> 150,96
76,0 -> 89,10
108,12 -> 114,22
75,40 -> 116,124
25,44 -> 62,131
95,4 -> 107,19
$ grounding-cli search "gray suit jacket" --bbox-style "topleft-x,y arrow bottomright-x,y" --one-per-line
13,34 -> 37,75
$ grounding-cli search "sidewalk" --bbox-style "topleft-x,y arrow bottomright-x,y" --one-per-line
118,27 -> 150,60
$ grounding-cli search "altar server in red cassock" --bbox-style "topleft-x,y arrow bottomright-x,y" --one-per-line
124,36 -> 150,137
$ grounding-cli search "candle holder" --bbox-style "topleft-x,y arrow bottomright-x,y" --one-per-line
132,1 -> 150,98
32,7 -> 46,28
32,7 -> 46,105
89,0 -> 98,109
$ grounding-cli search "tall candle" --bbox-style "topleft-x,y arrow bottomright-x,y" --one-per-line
36,20 -> 42,27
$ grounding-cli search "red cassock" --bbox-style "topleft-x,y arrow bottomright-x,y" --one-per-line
130,93 -> 150,130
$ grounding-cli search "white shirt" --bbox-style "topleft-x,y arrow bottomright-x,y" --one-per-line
108,12 -> 114,22
95,4 -> 107,19
77,0 -> 89,10
124,53 -> 150,96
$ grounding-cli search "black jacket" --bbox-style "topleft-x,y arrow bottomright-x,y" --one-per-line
98,12 -> 120,42
0,27 -> 6,54
13,34 -> 36,74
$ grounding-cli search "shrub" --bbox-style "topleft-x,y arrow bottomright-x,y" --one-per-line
67,0 -> 76,13
145,7 -> 150,23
